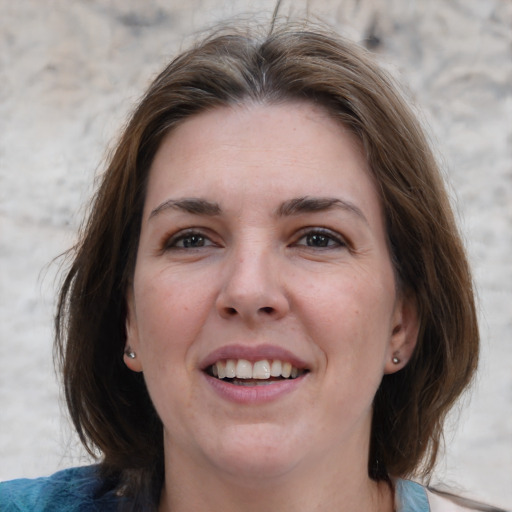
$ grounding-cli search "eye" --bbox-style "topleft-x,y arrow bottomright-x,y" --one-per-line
295,228 -> 347,249
164,230 -> 215,250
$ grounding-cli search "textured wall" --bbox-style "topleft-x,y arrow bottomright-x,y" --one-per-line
1,0 -> 511,508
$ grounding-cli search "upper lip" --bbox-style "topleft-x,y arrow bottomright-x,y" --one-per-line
200,344 -> 309,371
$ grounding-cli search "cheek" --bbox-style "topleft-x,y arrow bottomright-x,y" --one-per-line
296,269 -> 395,364
304,272 -> 392,323
304,276 -> 394,423
132,276 -> 201,418
132,274 -> 205,380
135,267 -> 209,332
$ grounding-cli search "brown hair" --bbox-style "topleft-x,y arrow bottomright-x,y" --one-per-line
55,20 -> 479,507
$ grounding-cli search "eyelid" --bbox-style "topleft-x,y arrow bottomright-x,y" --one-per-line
162,228 -> 218,251
160,226 -> 349,252
293,227 -> 349,248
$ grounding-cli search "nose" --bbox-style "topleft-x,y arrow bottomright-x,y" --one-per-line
215,244 -> 290,324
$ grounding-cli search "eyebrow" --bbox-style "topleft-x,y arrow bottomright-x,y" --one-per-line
276,196 -> 369,225
149,198 -> 221,219
148,195 -> 368,225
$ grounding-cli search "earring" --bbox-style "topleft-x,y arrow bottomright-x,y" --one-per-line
392,355 -> 400,364
125,348 -> 136,359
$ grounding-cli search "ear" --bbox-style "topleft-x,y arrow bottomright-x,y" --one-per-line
384,291 -> 419,374
124,286 -> 143,373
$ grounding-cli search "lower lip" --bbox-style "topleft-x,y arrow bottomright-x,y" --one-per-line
203,373 -> 307,404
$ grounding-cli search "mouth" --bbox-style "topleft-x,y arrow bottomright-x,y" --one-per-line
205,359 -> 309,386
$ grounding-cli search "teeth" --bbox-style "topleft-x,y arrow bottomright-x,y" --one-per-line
270,360 -> 282,377
210,359 -> 304,380
253,360 -> 271,379
281,362 -> 292,378
236,359 -> 253,379
225,359 -> 236,378
217,360 -> 226,379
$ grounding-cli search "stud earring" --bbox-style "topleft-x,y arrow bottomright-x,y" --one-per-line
125,348 -> 136,359
392,355 -> 400,364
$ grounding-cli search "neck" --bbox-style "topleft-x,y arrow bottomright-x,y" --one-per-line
158,442 -> 394,512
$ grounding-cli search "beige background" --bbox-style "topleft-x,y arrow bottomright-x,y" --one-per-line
0,0 -> 511,509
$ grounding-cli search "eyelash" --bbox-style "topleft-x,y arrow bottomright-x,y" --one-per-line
294,228 -> 348,249
162,227 -> 348,252
163,229 -> 216,250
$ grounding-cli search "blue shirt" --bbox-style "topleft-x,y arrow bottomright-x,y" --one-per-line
0,466 -> 119,512
0,466 -> 430,511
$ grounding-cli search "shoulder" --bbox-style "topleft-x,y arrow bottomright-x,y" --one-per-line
395,479 -> 431,511
426,488 -> 510,512
394,479 -> 509,512
0,466 -> 121,512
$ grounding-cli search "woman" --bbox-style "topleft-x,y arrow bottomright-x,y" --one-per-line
0,19 -> 503,511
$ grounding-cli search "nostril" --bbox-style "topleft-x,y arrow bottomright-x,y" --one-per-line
226,307 -> 237,316
259,306 -> 275,314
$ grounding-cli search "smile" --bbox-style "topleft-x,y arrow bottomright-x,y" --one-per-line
206,359 -> 308,386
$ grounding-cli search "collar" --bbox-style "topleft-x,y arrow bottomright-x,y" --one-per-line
395,479 -> 430,512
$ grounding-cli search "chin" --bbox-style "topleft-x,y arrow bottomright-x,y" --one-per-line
206,423 -> 305,483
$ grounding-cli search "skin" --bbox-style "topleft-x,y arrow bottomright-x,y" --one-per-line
124,101 -> 418,511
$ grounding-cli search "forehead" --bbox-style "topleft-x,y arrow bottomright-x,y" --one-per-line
144,101 -> 380,222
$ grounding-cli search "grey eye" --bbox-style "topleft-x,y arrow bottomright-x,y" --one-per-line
296,229 -> 345,249
305,233 -> 334,247
166,231 -> 215,250
178,234 -> 207,248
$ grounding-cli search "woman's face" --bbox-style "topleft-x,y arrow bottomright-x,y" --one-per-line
125,102 -> 417,483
